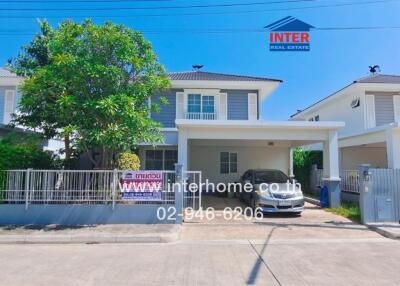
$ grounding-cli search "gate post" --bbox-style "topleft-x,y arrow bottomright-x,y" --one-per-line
359,164 -> 374,223
112,169 -> 117,211
174,163 -> 184,224
25,168 -> 32,211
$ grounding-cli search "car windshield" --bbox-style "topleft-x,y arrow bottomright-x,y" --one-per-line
254,170 -> 289,184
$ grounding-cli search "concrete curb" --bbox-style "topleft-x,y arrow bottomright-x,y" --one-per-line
0,226 -> 181,244
367,224 -> 400,240
304,196 -> 321,206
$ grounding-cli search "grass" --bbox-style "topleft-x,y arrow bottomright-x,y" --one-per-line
325,203 -> 361,222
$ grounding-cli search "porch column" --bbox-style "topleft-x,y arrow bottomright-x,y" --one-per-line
177,128 -> 188,171
322,130 -> 341,208
289,147 -> 294,178
386,128 -> 400,169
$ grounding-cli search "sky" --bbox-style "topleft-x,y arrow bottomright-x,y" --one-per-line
0,0 -> 399,120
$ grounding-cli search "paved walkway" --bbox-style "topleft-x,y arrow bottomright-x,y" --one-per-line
0,224 -> 180,243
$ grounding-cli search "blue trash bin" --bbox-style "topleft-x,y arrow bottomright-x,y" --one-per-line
319,186 -> 329,208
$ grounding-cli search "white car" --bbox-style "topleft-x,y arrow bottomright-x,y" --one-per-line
238,169 -> 304,215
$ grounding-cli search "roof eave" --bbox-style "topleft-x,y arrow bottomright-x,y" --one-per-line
171,79 -> 281,100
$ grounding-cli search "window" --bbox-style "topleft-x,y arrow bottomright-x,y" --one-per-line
202,96 -> 215,113
187,94 -> 215,114
145,150 -> 177,170
145,150 -> 163,170
164,150 -> 178,170
188,94 -> 201,113
220,152 -> 238,174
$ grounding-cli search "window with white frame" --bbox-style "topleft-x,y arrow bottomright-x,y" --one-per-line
188,94 -> 201,113
202,96 -> 215,113
187,94 -> 215,114
145,150 -> 177,170
220,152 -> 238,174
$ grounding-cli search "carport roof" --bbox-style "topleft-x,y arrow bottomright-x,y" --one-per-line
176,119 -> 344,130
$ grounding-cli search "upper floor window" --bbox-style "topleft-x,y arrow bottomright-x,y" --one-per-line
202,96 -> 215,113
188,94 -> 201,113
187,93 -> 216,120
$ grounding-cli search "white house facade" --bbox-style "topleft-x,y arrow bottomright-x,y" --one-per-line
140,71 -> 344,202
290,74 -> 400,170
0,68 -> 25,138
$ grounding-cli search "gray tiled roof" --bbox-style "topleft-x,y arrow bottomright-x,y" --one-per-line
0,67 -> 18,78
354,74 -> 400,84
168,71 -> 282,82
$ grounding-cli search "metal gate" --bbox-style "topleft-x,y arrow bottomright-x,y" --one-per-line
183,171 -> 202,210
359,167 -> 400,223
370,168 -> 400,222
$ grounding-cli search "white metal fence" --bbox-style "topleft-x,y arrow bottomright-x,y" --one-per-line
310,169 -> 360,193
0,169 -> 202,210
340,170 -> 360,193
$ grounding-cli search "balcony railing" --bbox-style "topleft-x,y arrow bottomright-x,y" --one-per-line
184,112 -> 217,120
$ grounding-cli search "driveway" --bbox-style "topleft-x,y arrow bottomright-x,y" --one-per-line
183,200 -> 381,241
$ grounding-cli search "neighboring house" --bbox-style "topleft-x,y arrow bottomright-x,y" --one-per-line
0,67 -> 58,151
0,67 -> 23,137
291,74 -> 400,170
0,67 -> 22,127
140,70 -> 344,187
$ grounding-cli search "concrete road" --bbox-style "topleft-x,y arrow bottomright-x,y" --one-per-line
1,204 -> 400,286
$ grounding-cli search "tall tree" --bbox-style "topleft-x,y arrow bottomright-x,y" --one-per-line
11,19 -> 170,168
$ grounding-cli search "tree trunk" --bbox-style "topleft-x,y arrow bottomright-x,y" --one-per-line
64,134 -> 71,161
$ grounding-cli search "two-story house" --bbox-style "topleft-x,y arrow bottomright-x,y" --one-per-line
139,70 -> 344,193
291,74 -> 400,171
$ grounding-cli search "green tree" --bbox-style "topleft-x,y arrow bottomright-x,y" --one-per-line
293,148 -> 322,193
11,19 -> 170,168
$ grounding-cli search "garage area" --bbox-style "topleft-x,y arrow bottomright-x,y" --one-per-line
178,120 -> 344,211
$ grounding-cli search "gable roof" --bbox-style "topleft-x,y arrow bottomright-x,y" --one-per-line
0,67 -> 18,78
291,74 -> 400,118
264,16 -> 314,32
168,71 -> 282,82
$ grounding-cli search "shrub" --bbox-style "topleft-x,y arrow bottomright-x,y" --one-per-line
0,134 -> 58,170
293,148 -> 322,193
117,152 -> 141,170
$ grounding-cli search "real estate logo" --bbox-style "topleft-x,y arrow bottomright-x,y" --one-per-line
265,16 -> 314,52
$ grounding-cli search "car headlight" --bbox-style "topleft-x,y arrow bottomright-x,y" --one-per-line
295,189 -> 303,197
256,189 -> 273,199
